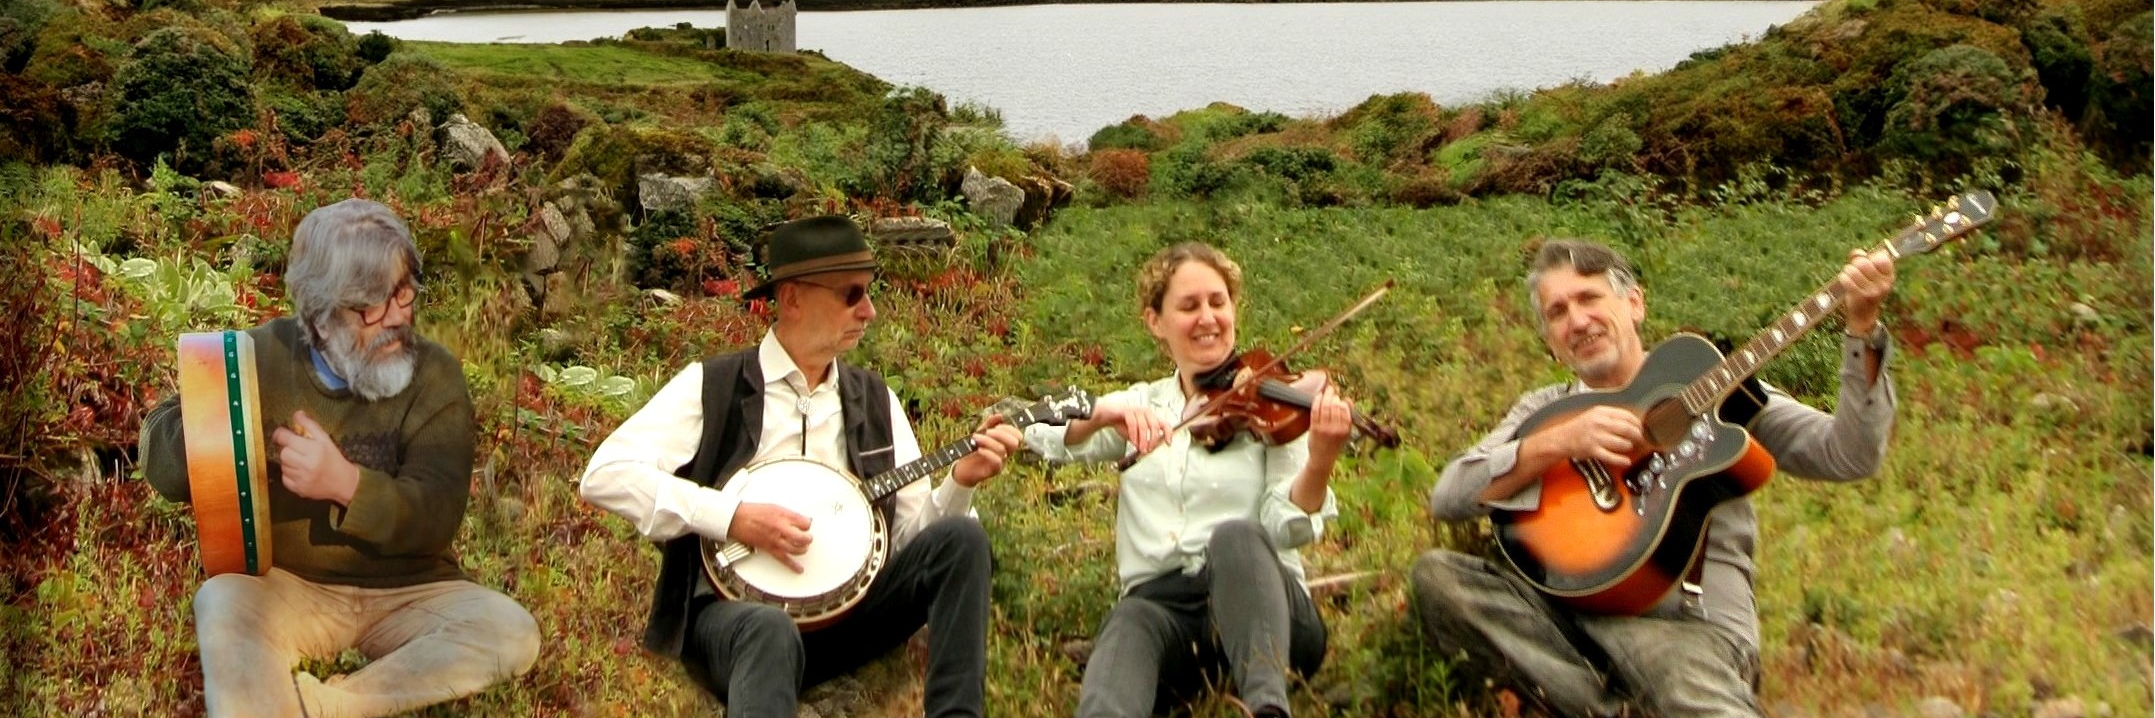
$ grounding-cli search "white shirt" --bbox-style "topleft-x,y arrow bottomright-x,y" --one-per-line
579,331 -> 975,550
1024,374 -> 1337,595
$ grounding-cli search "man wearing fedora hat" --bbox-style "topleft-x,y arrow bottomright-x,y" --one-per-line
579,214 -> 1025,718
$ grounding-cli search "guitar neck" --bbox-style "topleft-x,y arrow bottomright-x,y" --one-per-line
1679,269 -> 1854,415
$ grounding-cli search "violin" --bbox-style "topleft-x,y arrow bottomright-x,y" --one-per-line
1113,280 -> 1401,471
1184,348 -> 1401,451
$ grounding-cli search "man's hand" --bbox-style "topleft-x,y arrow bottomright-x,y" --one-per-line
1546,406 -> 1646,469
272,410 -> 360,505
951,415 -> 1024,488
729,502 -> 813,574
1838,247 -> 1897,336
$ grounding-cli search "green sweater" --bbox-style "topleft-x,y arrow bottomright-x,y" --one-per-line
140,317 -> 475,588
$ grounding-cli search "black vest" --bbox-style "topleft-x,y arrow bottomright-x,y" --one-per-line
639,349 -> 899,658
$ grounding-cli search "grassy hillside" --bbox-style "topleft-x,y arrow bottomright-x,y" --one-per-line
1,0 -> 2148,716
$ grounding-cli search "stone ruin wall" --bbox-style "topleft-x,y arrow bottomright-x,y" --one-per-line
725,0 -> 797,54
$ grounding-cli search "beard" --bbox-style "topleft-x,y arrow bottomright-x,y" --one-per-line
319,319 -> 419,401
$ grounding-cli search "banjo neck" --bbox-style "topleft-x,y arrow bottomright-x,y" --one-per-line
860,437 -> 981,503
859,393 -> 1091,501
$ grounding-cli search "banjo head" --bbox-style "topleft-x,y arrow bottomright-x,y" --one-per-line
703,456 -> 887,626
728,457 -> 880,599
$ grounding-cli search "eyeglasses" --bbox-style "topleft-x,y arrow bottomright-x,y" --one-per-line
793,278 -> 869,308
353,282 -> 419,326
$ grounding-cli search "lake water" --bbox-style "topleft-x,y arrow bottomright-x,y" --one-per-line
347,1 -> 1820,145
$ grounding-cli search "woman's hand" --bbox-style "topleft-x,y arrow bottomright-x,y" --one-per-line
1306,383 -> 1353,468
1092,402 -> 1170,455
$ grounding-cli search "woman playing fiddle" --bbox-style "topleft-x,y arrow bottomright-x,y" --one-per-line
1024,243 -> 1354,718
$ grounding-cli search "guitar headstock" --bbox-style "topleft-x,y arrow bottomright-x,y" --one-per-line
996,387 -> 1096,428
1887,190 -> 1997,258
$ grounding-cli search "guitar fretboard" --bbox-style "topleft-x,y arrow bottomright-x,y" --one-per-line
1678,282 -> 1848,415
1674,190 -> 1993,415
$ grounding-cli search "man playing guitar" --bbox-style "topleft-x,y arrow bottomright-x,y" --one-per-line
1412,238 -> 1899,716
578,214 -> 1024,717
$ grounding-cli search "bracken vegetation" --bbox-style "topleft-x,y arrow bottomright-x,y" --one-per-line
0,0 -> 2147,716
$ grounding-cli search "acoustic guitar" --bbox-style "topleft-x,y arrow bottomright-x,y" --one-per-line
176,330 -> 274,576
1492,191 -> 1996,615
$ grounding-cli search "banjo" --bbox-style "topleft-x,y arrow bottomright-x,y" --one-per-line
700,388 -> 1094,628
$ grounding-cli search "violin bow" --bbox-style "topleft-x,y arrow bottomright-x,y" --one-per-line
1115,279 -> 1395,470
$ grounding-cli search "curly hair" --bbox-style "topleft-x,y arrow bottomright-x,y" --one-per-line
1135,242 -> 1243,315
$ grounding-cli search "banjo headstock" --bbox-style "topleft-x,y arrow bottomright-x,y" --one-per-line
995,387 -> 1096,429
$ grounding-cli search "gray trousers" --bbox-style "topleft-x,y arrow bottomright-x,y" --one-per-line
1408,550 -> 1761,718
1077,519 -> 1328,718
683,517 -> 993,718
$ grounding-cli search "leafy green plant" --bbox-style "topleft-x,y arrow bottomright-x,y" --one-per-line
105,26 -> 254,173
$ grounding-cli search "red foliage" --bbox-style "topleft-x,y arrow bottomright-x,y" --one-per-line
1089,149 -> 1151,199
262,170 -> 301,189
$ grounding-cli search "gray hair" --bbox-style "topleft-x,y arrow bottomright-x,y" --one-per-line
1525,239 -> 1639,327
285,198 -> 421,344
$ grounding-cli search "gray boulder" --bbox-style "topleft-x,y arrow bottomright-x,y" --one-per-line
436,113 -> 507,171
961,167 -> 1024,229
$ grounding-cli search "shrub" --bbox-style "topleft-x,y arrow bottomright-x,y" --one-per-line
1238,145 -> 1338,185
1150,144 -> 1241,199
0,74 -> 75,163
1577,112 -> 1644,169
24,10 -> 118,90
716,101 -> 781,150
2085,12 -> 2151,173
852,86 -> 949,202
2020,8 -> 2095,120
525,102 -> 593,163
106,26 -> 255,172
1088,148 -> 1149,199
627,209 -> 714,291
345,51 -> 462,128
1879,44 -> 2034,173
0,0 -> 60,74
356,30 -> 394,64
262,88 -> 344,144
1087,119 -> 1164,152
1922,0 -> 2038,25
250,14 -> 363,91
1335,92 -> 1441,167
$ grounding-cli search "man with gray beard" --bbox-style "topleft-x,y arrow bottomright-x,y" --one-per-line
140,198 -> 539,717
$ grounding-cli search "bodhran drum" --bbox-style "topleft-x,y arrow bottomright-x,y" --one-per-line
701,456 -> 889,629
175,330 -> 274,577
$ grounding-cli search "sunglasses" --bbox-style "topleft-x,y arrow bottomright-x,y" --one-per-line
352,282 -> 420,327
793,278 -> 870,307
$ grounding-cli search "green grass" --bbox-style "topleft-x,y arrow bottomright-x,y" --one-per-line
6,167 -> 2147,717
413,41 -> 745,86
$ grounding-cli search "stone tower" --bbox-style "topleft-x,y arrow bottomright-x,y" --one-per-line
726,0 -> 797,54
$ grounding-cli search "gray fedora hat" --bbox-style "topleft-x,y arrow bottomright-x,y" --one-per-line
745,214 -> 878,300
